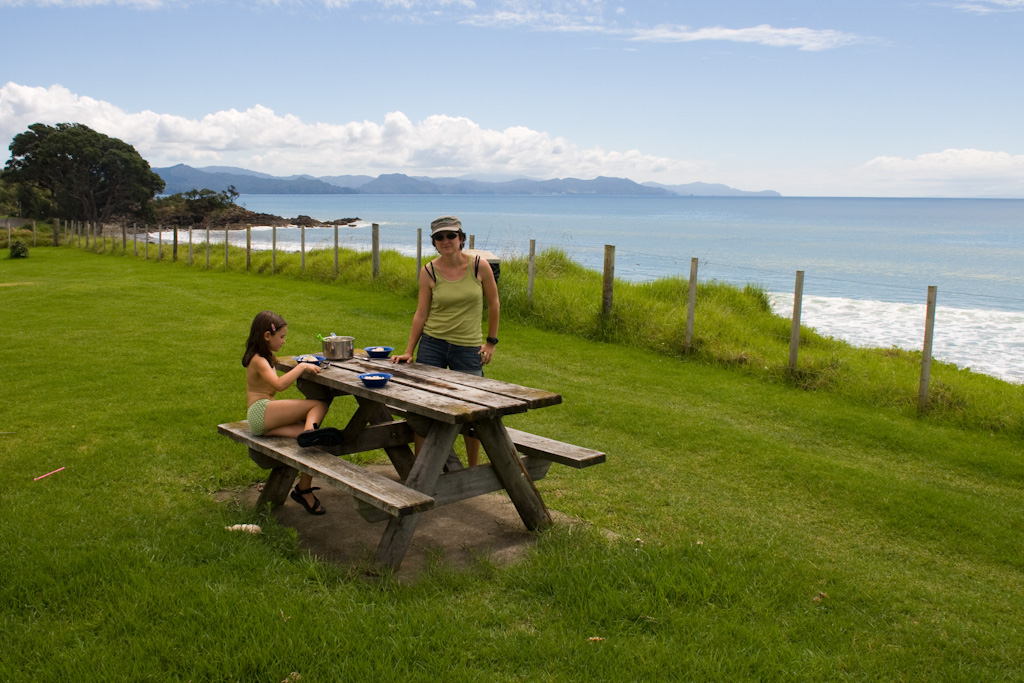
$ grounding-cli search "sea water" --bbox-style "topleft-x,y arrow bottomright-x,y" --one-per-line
162,195 -> 1024,383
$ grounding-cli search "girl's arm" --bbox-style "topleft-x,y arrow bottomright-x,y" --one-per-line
251,355 -> 319,393
392,267 -> 434,363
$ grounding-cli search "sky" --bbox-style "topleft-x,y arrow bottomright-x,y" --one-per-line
1,0 -> 1023,198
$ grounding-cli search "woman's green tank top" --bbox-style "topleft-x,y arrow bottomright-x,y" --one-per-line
423,259 -> 483,346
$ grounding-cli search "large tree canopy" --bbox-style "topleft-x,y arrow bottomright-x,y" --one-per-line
3,123 -> 165,221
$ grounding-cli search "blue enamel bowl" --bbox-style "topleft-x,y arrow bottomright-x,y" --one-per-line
365,346 -> 394,359
358,372 -> 393,388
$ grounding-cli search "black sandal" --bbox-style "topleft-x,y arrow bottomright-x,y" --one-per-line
290,485 -> 326,515
297,427 -> 344,448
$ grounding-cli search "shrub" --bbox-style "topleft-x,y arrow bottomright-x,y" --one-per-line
9,239 -> 28,258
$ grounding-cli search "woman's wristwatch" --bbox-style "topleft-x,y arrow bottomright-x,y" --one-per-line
486,336 -> 499,345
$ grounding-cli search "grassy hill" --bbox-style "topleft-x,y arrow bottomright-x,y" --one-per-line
2,241 -> 1023,680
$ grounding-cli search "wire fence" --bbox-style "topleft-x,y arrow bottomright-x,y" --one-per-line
6,217 -> 1022,385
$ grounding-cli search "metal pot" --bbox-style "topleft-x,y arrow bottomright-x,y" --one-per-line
322,335 -> 354,360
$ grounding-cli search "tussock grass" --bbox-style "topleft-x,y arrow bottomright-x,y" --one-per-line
34,230 -> 1024,438
48,232 -> 1024,437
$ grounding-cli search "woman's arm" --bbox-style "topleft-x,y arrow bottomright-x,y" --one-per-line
479,260 -> 500,364
480,261 -> 500,340
392,266 -> 434,364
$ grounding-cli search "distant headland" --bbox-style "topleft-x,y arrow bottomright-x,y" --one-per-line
153,164 -> 781,198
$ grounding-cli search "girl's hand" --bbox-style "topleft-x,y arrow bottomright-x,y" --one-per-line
300,363 -> 321,374
391,353 -> 412,364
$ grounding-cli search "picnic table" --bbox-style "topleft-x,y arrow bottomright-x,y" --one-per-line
218,354 -> 605,570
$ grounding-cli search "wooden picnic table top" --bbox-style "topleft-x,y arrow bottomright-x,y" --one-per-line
277,356 -> 561,424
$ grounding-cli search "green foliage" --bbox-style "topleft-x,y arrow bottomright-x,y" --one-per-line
8,239 -> 28,258
2,122 -> 164,222
79,234 -> 1024,436
150,186 -> 241,226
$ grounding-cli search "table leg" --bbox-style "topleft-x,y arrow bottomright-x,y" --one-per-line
374,420 -> 461,569
361,400 -> 416,480
256,465 -> 298,510
473,417 -> 553,531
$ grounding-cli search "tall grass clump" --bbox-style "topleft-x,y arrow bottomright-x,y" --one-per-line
79,234 -> 1024,436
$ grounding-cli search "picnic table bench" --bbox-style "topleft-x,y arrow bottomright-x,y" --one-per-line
218,355 -> 605,570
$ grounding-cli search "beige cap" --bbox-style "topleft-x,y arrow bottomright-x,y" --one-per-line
430,215 -> 462,235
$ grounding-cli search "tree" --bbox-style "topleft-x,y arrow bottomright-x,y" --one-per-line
3,123 -> 165,222
150,186 -> 242,226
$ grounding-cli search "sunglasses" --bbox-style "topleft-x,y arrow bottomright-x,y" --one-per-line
432,231 -> 460,242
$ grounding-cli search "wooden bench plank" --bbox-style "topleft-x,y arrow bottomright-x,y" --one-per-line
218,421 -> 434,517
505,427 -> 606,469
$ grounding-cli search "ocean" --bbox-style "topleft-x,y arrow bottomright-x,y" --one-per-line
179,194 -> 1024,383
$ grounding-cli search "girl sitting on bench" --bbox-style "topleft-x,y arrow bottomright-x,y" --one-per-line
243,310 -> 329,515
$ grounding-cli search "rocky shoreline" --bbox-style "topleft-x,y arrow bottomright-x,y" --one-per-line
210,207 -> 360,230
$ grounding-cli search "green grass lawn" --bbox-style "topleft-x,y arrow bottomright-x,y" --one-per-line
2,247 -> 1024,681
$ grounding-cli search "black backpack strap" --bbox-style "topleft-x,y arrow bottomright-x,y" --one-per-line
474,255 -> 480,278
426,261 -> 436,283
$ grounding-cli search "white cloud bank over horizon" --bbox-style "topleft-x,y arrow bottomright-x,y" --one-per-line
2,82 -> 1023,198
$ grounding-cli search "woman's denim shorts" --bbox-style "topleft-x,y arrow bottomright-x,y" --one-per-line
416,333 -> 483,376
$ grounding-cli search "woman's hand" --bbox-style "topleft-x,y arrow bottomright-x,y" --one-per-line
391,353 -> 413,364
479,342 -> 496,365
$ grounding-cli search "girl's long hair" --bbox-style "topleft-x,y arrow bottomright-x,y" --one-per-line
243,310 -> 286,368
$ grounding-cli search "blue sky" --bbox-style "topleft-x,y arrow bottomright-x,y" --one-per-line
2,0 -> 1023,197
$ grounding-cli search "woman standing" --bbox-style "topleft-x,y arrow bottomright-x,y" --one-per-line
391,215 -> 500,466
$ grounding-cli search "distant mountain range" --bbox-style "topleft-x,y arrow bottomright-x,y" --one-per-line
153,164 -> 780,197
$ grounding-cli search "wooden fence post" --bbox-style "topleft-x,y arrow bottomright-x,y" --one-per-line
333,225 -> 339,277
372,223 -> 380,278
173,226 -> 179,262
225,227 -> 230,268
602,244 -> 615,317
528,239 -> 536,303
206,227 -> 211,270
144,224 -> 148,259
85,221 -> 90,248
788,270 -> 805,373
188,227 -> 193,266
300,226 -> 306,271
918,286 -> 938,411
133,223 -> 137,257
121,222 -> 126,252
685,257 -> 698,350
247,226 -> 252,271
32,220 -> 37,247
469,234 -> 475,249
416,228 -> 422,278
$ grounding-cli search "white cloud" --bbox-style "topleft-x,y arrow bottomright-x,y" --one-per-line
463,6 -> 863,50
0,82 -> 700,181
858,149 -> 1024,197
952,0 -> 1024,13
628,24 -> 862,51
